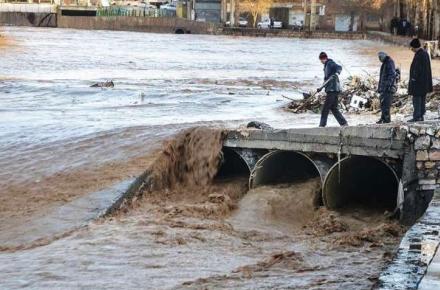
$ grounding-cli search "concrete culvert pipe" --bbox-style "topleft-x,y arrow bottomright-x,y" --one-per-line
216,148 -> 251,179
323,156 -> 399,211
250,151 -> 321,188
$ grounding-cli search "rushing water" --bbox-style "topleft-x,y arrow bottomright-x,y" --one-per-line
0,27 -> 387,186
0,27 -> 407,289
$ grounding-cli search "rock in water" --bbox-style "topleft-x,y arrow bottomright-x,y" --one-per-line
247,121 -> 273,130
90,81 -> 114,88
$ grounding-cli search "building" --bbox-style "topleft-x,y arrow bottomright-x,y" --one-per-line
219,0 -> 401,33
268,0 -> 326,29
221,0 -> 325,29
318,0 -> 393,32
193,0 -> 221,22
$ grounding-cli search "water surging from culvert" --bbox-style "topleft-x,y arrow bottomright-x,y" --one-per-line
0,127 -> 407,289
110,127 -> 406,289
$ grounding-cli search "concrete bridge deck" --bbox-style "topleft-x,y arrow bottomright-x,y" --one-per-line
224,125 -> 407,159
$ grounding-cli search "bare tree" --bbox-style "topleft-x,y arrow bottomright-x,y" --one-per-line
398,0 -> 440,40
240,0 -> 273,27
338,0 -> 391,13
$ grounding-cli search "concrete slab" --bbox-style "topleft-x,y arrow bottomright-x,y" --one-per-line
419,243 -> 440,289
377,189 -> 440,289
0,178 -> 135,249
225,125 -> 408,158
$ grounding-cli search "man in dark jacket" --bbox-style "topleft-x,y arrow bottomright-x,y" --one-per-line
317,52 -> 348,127
408,38 -> 433,122
377,52 -> 397,124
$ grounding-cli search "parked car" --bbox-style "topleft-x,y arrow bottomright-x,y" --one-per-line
238,17 -> 248,27
160,3 -> 176,11
257,19 -> 282,29
224,17 -> 248,28
142,3 -> 157,9
292,20 -> 304,31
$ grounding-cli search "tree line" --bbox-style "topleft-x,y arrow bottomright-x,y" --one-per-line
234,0 -> 440,40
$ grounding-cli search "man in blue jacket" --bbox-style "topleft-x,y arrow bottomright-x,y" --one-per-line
377,52 -> 397,124
408,38 -> 433,122
317,52 -> 348,127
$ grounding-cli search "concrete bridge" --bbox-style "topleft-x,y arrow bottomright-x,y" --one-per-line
220,123 -> 440,225
220,123 -> 440,288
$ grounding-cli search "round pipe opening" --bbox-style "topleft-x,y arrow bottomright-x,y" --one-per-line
250,151 -> 321,188
216,148 -> 250,179
323,156 -> 399,211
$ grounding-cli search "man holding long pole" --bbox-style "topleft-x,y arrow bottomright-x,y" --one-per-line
317,52 -> 348,127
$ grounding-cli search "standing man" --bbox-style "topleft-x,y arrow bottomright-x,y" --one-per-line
377,52 -> 397,124
408,38 -> 433,122
317,52 -> 348,127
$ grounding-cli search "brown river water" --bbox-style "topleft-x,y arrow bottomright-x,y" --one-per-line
0,127 -> 406,289
0,27 -> 433,289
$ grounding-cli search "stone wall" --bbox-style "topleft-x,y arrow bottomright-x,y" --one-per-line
411,126 -> 440,191
57,15 -> 218,34
0,12 -> 56,27
398,124 -> 440,224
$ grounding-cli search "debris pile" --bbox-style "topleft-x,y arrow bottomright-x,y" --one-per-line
284,75 -> 440,116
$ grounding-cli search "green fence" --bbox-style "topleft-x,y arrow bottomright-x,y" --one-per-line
97,7 -> 176,18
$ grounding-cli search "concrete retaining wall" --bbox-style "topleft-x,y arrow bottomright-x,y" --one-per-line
221,27 -> 367,40
57,15 -> 218,34
377,189 -> 440,289
367,31 -> 413,46
0,12 -> 412,41
0,12 -> 56,27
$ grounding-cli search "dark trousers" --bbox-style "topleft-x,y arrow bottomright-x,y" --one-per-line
412,94 -> 426,121
380,92 -> 393,122
319,92 -> 347,127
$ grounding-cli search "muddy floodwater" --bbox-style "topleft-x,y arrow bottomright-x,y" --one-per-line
0,27 -> 417,288
0,178 -> 405,289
